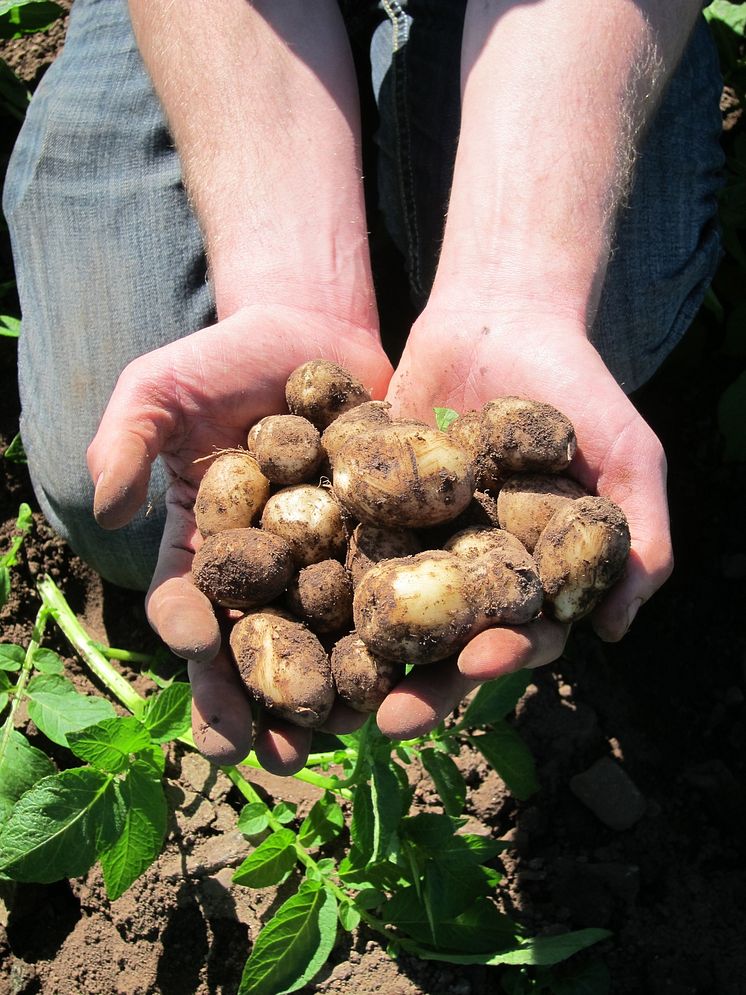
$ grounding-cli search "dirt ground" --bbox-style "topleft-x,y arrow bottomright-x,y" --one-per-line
1,10 -> 746,995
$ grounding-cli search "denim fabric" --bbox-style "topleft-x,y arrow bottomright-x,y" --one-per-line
2,0 -> 724,589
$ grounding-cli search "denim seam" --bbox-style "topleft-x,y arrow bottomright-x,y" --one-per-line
380,0 -> 422,297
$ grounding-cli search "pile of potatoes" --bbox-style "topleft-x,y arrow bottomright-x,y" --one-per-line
191,361 -> 630,729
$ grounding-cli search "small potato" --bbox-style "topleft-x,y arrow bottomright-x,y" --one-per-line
445,527 -> 543,627
321,401 -> 392,465
331,633 -> 405,712
533,495 -> 631,622
194,451 -> 270,537
192,528 -> 294,608
251,414 -> 323,485
353,551 -> 476,665
481,397 -> 577,475
247,417 -> 269,454
230,611 -> 334,727
448,410 -> 504,493
285,360 -> 371,430
333,422 -> 475,528
346,523 -> 422,587
285,559 -> 353,634
497,474 -> 587,552
261,484 -> 347,566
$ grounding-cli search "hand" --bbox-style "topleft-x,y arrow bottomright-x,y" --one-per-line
375,301 -> 672,739
87,303 -> 392,771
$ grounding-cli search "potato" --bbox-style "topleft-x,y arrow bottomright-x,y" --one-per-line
285,359 -> 371,430
192,528 -> 294,608
346,523 -> 422,587
330,633 -> 405,712
194,451 -> 270,537
251,414 -> 323,485
497,474 -> 587,552
285,559 -> 353,634
448,410 -> 504,493
333,422 -> 475,528
321,401 -> 392,465
246,416 -> 269,453
260,484 -> 348,566
533,495 -> 631,622
230,611 -> 334,727
480,397 -> 577,474
353,550 -> 476,665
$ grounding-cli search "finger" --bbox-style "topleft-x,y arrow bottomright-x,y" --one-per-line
457,617 -> 569,681
253,718 -> 313,776
145,494 -> 220,662
591,542 -> 673,642
321,699 -> 367,735
189,651 -> 253,765
376,659 -> 479,740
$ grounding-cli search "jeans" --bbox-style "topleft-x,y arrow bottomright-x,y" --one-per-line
2,0 -> 724,590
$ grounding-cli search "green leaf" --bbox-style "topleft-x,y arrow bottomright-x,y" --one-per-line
0,722 -> 56,824
350,782 -> 374,860
471,723 -> 539,800
0,568 -> 9,609
25,673 -> 116,747
272,801 -> 297,825
420,749 -> 466,817
434,407 -> 460,432
0,767 -> 123,882
3,433 -> 26,464
354,887 -> 384,910
705,1 -> 746,36
31,648 -> 65,675
370,759 -> 404,860
67,716 -> 152,773
141,682 -> 192,742
0,1 -> 63,38
237,802 -> 271,837
99,760 -> 167,900
384,888 -> 519,954
397,927 -> 612,967
0,314 -> 20,338
718,370 -> 746,462
14,503 -> 32,532
0,645 -> 23,671
461,671 -> 531,729
401,814 -> 507,866
338,900 -> 361,932
238,880 -> 337,995
0,691 -> 8,715
233,828 -> 298,888
297,792 -> 344,849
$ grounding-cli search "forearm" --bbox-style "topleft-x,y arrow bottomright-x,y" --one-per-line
128,0 -> 375,327
434,0 -> 703,325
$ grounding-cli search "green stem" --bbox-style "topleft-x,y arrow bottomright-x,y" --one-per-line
90,643 -> 156,665
0,603 -> 49,757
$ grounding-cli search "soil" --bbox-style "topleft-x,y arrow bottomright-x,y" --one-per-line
1,11 -> 746,995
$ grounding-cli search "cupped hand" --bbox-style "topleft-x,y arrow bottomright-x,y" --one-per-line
87,303 -> 393,770
376,303 -> 672,740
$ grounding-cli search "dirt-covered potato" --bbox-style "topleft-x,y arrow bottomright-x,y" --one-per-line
444,527 -> 543,627
260,484 -> 348,566
330,633 -> 405,712
353,550 -> 476,665
285,559 -> 353,634
192,528 -> 294,608
533,495 -> 631,622
320,401 -> 392,465
285,360 -> 371,430
448,410 -> 504,493
481,397 -> 577,475
251,414 -> 323,486
497,474 -> 587,552
194,451 -> 271,537
346,523 -> 422,587
230,611 -> 334,727
333,422 -> 475,528
246,417 -> 269,454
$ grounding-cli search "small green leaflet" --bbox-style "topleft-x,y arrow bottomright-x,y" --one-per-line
237,802 -> 271,837
434,407 -> 460,432
31,648 -> 65,675
297,793 -> 344,849
0,644 -> 23,671
141,682 -> 192,742
0,723 -> 56,826
460,671 -> 531,729
25,673 -> 116,747
99,760 -> 167,900
272,801 -> 297,825
0,766 -> 123,882
0,314 -> 20,337
233,828 -> 297,888
470,723 -> 539,801
3,433 -> 27,464
67,717 -> 152,774
401,814 -> 507,866
370,759 -> 404,860
396,927 -> 612,967
420,749 -> 465,817
350,782 -> 374,859
338,900 -> 361,932
238,880 -> 337,995
0,503 -> 32,570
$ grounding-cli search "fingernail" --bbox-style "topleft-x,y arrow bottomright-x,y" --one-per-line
625,597 -> 644,634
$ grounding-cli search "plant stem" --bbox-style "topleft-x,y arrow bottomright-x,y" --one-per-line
90,642 -> 156,665
0,602 -> 49,757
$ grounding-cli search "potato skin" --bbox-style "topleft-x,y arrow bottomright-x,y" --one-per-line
192,528 -> 294,608
333,422 -> 475,528
346,523 -> 422,587
285,360 -> 371,430
330,633 -> 405,712
321,401 -> 392,465
481,397 -> 577,475
251,414 -> 323,485
260,484 -> 348,567
285,559 -> 353,634
533,495 -> 631,622
194,452 -> 271,537
230,612 -> 334,727
448,410 -> 504,493
497,474 -> 587,552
